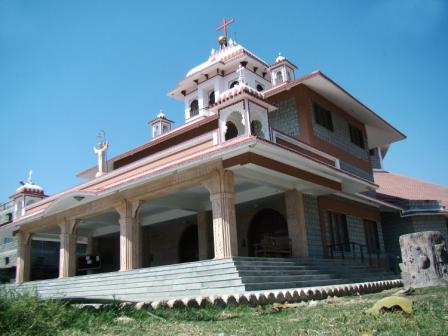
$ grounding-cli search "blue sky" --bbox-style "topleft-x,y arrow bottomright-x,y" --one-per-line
0,0 -> 447,201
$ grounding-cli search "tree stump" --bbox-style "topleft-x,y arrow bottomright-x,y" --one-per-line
399,231 -> 448,288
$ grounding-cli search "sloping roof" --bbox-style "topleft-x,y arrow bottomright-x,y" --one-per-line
265,71 -> 406,149
374,170 -> 448,209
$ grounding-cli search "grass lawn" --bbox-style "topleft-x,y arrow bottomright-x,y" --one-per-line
1,286 -> 447,335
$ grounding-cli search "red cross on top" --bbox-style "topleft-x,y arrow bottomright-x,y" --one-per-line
216,17 -> 235,39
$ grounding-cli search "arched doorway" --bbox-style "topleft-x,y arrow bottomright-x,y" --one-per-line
247,208 -> 288,257
178,225 -> 199,263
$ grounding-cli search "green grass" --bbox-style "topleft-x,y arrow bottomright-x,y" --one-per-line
1,287 -> 447,335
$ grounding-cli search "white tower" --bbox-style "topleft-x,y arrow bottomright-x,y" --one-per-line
11,171 -> 46,220
149,111 -> 174,138
268,53 -> 297,86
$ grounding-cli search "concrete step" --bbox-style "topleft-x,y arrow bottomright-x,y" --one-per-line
5,257 -> 399,302
28,272 -> 243,293
241,274 -> 337,283
32,277 -> 246,297
245,278 -> 348,291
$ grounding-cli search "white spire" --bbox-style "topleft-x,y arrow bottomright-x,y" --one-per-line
28,169 -> 33,184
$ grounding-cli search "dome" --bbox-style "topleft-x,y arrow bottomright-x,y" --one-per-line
15,171 -> 44,195
275,53 -> 286,63
16,183 -> 44,194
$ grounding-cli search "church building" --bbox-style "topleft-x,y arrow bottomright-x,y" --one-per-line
0,20 -> 446,301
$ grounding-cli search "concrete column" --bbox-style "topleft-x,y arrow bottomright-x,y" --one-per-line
204,170 -> 238,259
117,199 -> 142,272
285,190 -> 308,257
119,216 -> 138,271
15,231 -> 31,283
197,211 -> 209,260
59,219 -> 78,278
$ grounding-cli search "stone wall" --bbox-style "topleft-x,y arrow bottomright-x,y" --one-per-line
381,213 -> 415,256
412,215 -> 448,242
268,98 -> 299,137
381,213 -> 448,257
303,195 -> 323,257
340,160 -> 374,181
369,148 -> 382,170
311,106 -> 369,162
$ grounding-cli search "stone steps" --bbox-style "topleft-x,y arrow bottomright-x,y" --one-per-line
6,257 -> 400,302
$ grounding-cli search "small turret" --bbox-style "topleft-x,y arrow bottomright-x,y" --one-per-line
11,170 -> 46,220
268,53 -> 297,86
149,111 -> 174,138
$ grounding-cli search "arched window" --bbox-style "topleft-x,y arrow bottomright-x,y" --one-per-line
275,71 -> 283,84
256,84 -> 264,92
250,120 -> 264,137
225,121 -> 238,140
208,91 -> 215,106
190,99 -> 199,117
230,81 -> 239,89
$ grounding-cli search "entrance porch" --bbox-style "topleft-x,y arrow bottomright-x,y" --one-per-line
12,154 -> 394,291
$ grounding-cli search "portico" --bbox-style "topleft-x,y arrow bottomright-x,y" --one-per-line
13,145 -> 344,283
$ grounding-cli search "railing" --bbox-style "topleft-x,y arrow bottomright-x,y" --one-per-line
327,241 -> 401,274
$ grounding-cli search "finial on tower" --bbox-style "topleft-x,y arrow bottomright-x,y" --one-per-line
28,170 -> 33,184
216,17 -> 234,48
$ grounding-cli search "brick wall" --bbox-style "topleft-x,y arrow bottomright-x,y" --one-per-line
268,97 -> 299,137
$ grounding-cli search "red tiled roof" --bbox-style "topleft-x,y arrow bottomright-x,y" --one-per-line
374,171 -> 448,208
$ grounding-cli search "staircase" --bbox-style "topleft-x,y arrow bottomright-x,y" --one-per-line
234,257 -> 398,291
5,257 -> 399,302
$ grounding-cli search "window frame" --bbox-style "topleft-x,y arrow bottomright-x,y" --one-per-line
313,103 -> 334,131
229,80 -> 239,89
189,99 -> 199,118
328,211 -> 350,252
208,90 -> 215,106
363,219 -> 380,253
349,124 -> 366,149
